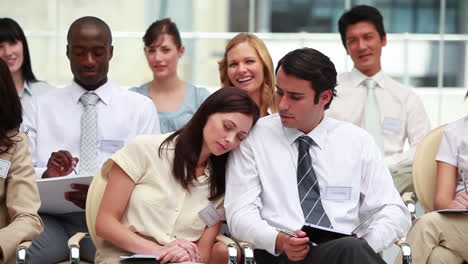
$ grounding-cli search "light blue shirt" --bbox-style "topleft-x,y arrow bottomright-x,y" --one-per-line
130,82 -> 210,133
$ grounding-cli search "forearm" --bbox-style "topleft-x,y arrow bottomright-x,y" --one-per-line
361,205 -> 411,252
96,215 -> 162,256
0,216 -> 43,262
196,222 -> 222,262
228,209 -> 278,254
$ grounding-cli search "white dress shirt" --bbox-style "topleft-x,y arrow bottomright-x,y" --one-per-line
19,80 -> 54,111
22,80 -> 160,178
436,116 -> 468,197
225,114 -> 410,254
326,68 -> 431,172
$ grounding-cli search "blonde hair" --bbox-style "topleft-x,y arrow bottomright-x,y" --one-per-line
218,33 -> 277,115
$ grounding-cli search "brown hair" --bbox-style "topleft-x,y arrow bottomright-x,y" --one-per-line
218,33 -> 277,115
0,59 -> 22,154
159,87 -> 260,200
143,18 -> 182,49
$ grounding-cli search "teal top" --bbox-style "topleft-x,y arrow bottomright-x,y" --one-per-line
130,83 -> 210,133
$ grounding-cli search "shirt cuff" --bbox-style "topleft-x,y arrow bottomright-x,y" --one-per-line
361,230 -> 384,253
34,167 -> 47,179
256,226 -> 280,255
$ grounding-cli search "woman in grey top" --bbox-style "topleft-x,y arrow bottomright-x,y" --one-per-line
0,18 -> 53,111
131,18 -> 210,134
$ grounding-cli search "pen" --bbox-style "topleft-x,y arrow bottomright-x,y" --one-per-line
276,228 -> 318,247
461,169 -> 468,194
72,165 -> 78,175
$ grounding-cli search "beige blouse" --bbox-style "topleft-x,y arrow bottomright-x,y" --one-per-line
0,132 -> 43,264
95,134 -> 224,263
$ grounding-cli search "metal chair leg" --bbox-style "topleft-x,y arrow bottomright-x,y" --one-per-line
15,246 -> 27,264
239,241 -> 255,264
397,240 -> 412,264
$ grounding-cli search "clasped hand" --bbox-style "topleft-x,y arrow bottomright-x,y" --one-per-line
447,193 -> 468,209
157,238 -> 201,263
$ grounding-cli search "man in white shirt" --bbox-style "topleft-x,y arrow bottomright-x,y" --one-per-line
225,48 -> 410,264
326,5 -> 431,194
23,16 -> 159,263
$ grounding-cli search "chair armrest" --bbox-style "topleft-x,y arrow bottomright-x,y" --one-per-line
395,239 -> 412,264
238,241 -> 255,264
68,232 -> 89,264
402,192 -> 417,221
16,241 -> 32,264
216,235 -> 238,264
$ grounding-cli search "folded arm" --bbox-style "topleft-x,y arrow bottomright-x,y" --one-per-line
0,135 -> 43,263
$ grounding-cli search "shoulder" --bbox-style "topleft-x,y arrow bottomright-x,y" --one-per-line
113,85 -> 154,107
444,116 -> 467,137
337,71 -> 353,83
1,132 -> 29,158
28,81 -> 55,95
188,83 -> 211,101
126,133 -> 171,152
383,74 -> 419,99
36,84 -> 72,102
326,117 -> 374,144
248,114 -> 283,138
129,83 -> 149,96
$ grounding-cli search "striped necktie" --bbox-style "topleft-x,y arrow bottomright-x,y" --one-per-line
297,135 -> 332,228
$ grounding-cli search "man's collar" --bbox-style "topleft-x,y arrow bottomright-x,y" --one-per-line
70,80 -> 112,105
282,116 -> 328,150
350,67 -> 385,89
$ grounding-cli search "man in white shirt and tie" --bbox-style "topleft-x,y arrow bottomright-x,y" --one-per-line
23,16 -> 159,263
225,48 -> 410,263
326,5 -> 431,194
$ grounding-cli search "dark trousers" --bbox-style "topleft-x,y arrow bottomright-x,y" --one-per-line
27,212 -> 96,263
254,237 -> 385,264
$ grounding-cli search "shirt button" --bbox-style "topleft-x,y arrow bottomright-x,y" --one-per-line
175,208 -> 179,212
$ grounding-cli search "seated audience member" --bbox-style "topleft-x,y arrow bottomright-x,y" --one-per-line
22,16 -> 159,263
0,18 -> 54,112
401,115 -> 468,264
225,48 -> 411,264
94,87 -> 259,264
219,33 -> 277,117
0,59 -> 43,264
327,5 -> 431,194
131,18 -> 210,133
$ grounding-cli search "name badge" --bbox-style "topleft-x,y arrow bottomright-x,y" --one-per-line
0,159 -> 11,179
382,117 -> 402,133
198,203 -> 223,227
100,140 -> 125,154
325,186 -> 352,201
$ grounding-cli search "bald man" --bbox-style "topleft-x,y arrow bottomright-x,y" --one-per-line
23,16 -> 159,263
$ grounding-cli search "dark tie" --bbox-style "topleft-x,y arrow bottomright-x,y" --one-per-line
297,135 -> 332,228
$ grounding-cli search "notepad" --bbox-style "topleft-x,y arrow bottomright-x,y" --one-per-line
37,175 -> 93,214
434,209 -> 468,214
301,223 -> 351,244
120,254 -> 158,260
301,203 -> 390,244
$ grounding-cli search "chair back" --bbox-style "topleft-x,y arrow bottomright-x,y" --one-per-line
85,170 -> 107,249
412,124 -> 446,212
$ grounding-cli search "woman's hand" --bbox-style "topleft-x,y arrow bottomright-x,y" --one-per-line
446,193 -> 468,209
157,238 -> 201,263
